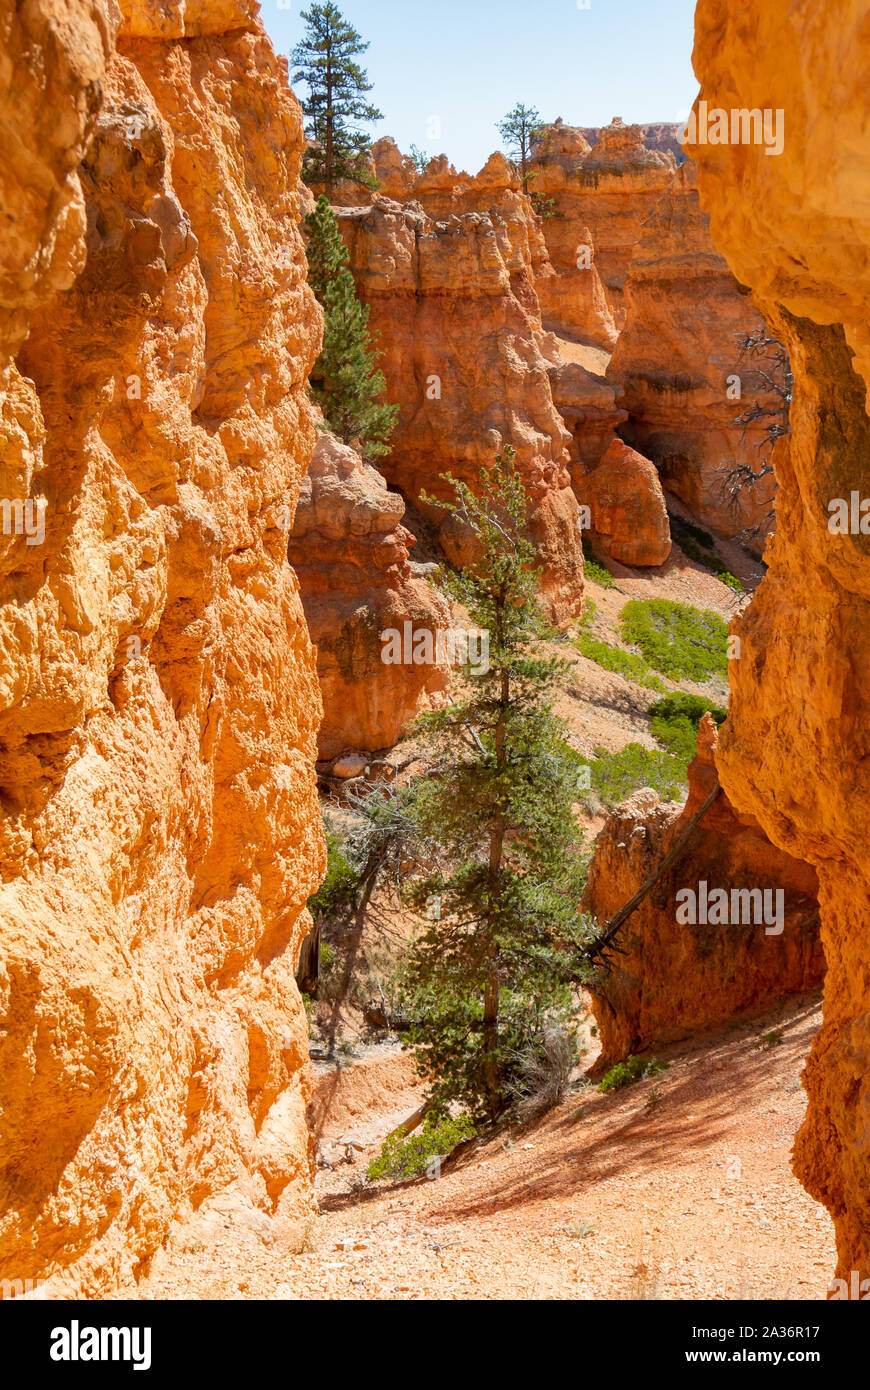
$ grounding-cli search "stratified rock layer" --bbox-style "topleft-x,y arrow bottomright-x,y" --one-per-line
585,717 -> 822,1062
530,118 -> 675,329
289,433 -> 451,760
336,195 -> 585,626
0,0 -> 324,1294
689,0 -> 870,1281
608,161 -> 779,543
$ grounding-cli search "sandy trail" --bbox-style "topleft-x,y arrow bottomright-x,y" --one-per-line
137,990 -> 834,1301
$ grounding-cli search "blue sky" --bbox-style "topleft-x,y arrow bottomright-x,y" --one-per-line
263,0 -> 699,174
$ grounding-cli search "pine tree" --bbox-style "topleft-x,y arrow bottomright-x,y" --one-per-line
305,194 -> 398,458
398,449 -> 592,1121
291,3 -> 383,191
497,103 -> 544,193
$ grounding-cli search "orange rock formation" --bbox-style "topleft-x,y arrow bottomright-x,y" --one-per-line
608,161 -> 780,544
288,434 -> 451,760
335,195 -> 585,626
0,0 -> 324,1294
530,118 -> 675,330
689,0 -> 870,1280
580,438 -> 672,568
585,717 -> 822,1062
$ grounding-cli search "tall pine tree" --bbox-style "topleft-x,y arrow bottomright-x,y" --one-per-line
398,449 -> 592,1121
305,195 -> 397,458
497,103 -> 544,193
291,3 -> 382,191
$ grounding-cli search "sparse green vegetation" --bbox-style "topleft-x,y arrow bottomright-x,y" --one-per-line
581,743 -> 686,810
620,599 -> 728,682
307,829 -> 358,920
366,1112 -> 477,1183
598,1056 -> 669,1093
565,1219 -> 597,1239
648,692 -> 728,761
581,538 -> 617,589
753,1029 -> 785,1051
573,634 -> 666,692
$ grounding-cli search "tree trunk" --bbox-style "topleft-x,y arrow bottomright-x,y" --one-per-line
482,663 -> 510,1116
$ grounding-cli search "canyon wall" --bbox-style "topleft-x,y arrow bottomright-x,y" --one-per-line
530,118 -> 675,330
336,195 -> 585,626
608,161 -> 779,543
288,433 -> 451,761
689,0 -> 870,1281
585,717 -> 822,1061
0,0 -> 324,1294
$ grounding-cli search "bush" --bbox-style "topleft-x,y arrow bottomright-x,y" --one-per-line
620,599 -> 728,682
574,634 -> 666,692
598,1056 -> 668,1093
506,1021 -> 579,1122
581,538 -> 616,589
648,692 -> 728,760
366,1112 -> 477,1183
307,830 -> 358,920
581,743 -> 686,809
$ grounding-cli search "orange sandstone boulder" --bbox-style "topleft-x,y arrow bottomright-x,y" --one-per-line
0,0 -> 324,1295
584,716 -> 822,1063
688,0 -> 870,1282
581,438 -> 671,568
288,434 -> 451,760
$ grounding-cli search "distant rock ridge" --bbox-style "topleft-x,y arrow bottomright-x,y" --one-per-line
330,186 -> 587,626
607,159 -> 780,547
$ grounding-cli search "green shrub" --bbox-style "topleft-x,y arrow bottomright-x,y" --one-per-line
581,538 -> 616,589
648,692 -> 728,760
582,743 -> 686,808
574,634 -> 665,692
366,1112 -> 477,1183
620,599 -> 728,682
598,1056 -> 669,1093
307,830 -> 358,920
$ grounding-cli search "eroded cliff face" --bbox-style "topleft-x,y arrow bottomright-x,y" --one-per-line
0,0 -> 324,1294
336,196 -> 585,626
288,433 -> 451,761
585,718 -> 822,1062
607,161 -> 779,543
688,0 -> 870,1280
530,118 -> 675,330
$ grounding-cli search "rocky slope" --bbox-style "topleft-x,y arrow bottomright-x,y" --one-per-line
585,717 -> 822,1061
335,195 -> 585,626
689,0 -> 870,1281
530,118 -> 676,330
0,0 -> 324,1294
579,121 -> 687,165
288,433 -> 450,760
608,161 -> 780,544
